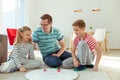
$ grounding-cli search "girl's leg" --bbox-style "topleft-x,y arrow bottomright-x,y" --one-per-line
0,59 -> 17,73
62,57 -> 74,68
23,60 -> 42,69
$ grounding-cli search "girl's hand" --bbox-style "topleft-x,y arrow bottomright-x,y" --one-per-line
19,67 -> 26,72
73,59 -> 80,67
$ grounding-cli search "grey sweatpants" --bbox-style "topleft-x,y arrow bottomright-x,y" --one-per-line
0,59 -> 42,73
63,41 -> 94,68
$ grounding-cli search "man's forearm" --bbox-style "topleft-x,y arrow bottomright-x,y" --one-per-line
57,45 -> 66,56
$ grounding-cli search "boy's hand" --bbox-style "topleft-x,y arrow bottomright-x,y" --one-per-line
73,59 -> 80,67
19,67 -> 26,72
93,66 -> 98,71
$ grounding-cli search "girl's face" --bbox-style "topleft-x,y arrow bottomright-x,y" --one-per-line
73,26 -> 85,36
21,30 -> 31,42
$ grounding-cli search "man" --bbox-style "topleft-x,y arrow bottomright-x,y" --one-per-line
32,14 -> 71,68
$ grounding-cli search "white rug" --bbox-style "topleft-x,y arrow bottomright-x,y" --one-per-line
0,67 -> 110,80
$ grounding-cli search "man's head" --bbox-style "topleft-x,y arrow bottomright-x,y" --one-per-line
40,14 -> 52,33
72,19 -> 86,35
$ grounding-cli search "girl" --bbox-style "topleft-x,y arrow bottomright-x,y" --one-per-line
0,26 -> 42,73
63,20 -> 102,71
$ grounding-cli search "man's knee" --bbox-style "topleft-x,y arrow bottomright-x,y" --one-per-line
44,57 -> 62,68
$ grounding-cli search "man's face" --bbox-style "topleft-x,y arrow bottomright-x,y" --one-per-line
40,19 -> 52,33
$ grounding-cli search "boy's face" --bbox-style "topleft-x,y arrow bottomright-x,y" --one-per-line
40,19 -> 52,33
73,26 -> 85,36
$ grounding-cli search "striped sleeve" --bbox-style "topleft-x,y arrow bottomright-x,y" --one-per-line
74,36 -> 80,47
28,44 -> 35,59
11,45 -> 22,68
86,35 -> 97,51
57,30 -> 64,41
32,29 -> 39,43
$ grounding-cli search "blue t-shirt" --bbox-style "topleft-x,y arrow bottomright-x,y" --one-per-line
32,27 -> 64,57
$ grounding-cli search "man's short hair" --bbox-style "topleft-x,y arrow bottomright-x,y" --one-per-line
40,14 -> 52,23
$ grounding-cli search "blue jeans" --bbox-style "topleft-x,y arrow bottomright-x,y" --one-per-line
43,50 -> 71,68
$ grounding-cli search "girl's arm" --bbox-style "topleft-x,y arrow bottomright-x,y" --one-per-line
94,44 -> 102,71
28,44 -> 35,59
12,45 -> 27,72
11,45 -> 22,68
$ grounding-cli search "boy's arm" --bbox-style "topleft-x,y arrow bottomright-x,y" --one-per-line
94,44 -> 102,71
72,45 -> 80,67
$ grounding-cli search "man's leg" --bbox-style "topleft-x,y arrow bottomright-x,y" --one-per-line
43,55 -> 62,68
59,51 -> 72,61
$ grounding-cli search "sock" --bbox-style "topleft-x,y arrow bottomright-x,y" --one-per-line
73,65 -> 86,71
86,64 -> 94,68
10,67 -> 19,73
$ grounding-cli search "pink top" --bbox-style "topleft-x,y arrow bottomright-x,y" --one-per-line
74,33 -> 97,52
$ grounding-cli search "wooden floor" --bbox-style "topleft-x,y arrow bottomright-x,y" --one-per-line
101,49 -> 120,80
4,49 -> 120,80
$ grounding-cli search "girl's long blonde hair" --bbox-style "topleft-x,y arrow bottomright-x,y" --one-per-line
14,26 -> 32,45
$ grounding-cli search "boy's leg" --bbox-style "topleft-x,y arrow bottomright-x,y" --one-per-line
77,41 -> 89,65
59,51 -> 72,61
62,57 -> 74,68
43,55 -> 62,68
74,41 -> 91,71
23,60 -> 42,69
86,51 -> 94,68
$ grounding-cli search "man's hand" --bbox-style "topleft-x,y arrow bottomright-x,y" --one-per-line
19,67 -> 26,72
73,59 -> 80,67
52,53 -> 60,57
33,42 -> 37,49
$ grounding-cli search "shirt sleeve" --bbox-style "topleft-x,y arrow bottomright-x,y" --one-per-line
57,30 -> 64,41
32,29 -> 39,43
11,45 -> 22,68
87,36 -> 97,51
28,44 -> 35,59
74,36 -> 80,47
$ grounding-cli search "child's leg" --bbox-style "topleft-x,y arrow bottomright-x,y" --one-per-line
77,41 -> 89,65
86,51 -> 94,65
23,60 -> 42,69
62,57 -> 74,68
74,41 -> 93,71
0,59 -> 16,73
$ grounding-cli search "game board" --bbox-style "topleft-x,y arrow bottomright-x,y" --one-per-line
26,68 -> 78,80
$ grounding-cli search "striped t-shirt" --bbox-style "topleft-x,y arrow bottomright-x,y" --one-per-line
32,27 -> 64,57
9,43 -> 34,68
74,33 -> 97,52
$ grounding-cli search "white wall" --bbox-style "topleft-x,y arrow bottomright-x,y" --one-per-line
27,0 -> 120,49
25,0 -> 38,31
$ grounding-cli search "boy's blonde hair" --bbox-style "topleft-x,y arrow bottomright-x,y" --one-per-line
14,26 -> 32,45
